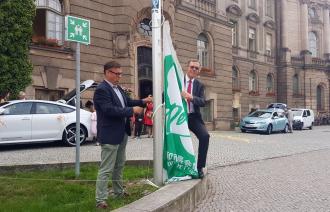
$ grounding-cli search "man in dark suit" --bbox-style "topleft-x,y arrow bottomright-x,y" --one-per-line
94,61 -> 152,209
181,59 -> 210,179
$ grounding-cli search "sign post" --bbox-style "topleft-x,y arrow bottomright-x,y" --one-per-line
65,15 -> 90,177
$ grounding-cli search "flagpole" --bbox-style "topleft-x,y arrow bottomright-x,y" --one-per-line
152,0 -> 163,186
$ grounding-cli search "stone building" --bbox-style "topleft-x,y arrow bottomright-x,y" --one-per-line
27,0 -> 234,130
277,0 -> 330,115
221,0 -> 277,123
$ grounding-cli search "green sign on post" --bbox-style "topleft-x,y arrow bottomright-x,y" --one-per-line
65,15 -> 90,45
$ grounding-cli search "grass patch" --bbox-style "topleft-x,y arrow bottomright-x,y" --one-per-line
0,164 -> 156,211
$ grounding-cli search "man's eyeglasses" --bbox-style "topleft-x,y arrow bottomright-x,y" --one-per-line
189,66 -> 200,71
109,70 -> 122,76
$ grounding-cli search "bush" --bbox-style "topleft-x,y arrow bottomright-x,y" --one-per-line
0,0 -> 35,98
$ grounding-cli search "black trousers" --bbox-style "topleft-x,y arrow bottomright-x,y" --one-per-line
188,113 -> 210,171
135,122 -> 143,137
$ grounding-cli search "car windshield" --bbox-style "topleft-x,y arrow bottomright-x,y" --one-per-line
292,110 -> 303,117
248,111 -> 272,118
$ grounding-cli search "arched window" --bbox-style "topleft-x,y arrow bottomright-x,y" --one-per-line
308,31 -> 318,57
232,66 -> 239,90
33,0 -> 63,45
197,33 -> 208,67
266,74 -> 274,92
317,84 -> 325,110
293,74 -> 299,95
249,70 -> 257,91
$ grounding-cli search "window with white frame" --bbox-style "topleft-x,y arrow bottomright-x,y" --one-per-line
197,33 -> 209,67
231,20 -> 238,46
266,33 -> 272,56
248,28 -> 256,51
248,0 -> 256,9
293,74 -> 299,94
308,31 -> 318,57
266,0 -> 273,17
249,70 -> 257,91
266,74 -> 274,92
33,0 -> 63,45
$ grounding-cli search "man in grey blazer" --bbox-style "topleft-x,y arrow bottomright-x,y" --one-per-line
182,59 -> 210,179
94,61 -> 152,209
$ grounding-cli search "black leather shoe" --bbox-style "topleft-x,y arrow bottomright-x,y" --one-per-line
198,170 -> 204,179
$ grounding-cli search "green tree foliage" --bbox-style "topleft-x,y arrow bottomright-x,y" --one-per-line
0,0 -> 35,98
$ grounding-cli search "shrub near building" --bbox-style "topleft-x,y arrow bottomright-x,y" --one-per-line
0,0 -> 35,98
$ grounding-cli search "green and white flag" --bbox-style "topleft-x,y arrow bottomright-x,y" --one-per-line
163,21 -> 198,182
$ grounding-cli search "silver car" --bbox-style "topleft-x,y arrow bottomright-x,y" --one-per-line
240,109 -> 289,134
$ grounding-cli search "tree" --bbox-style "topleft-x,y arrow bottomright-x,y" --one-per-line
0,0 -> 35,99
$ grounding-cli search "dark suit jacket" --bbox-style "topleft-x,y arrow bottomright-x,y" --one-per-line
93,80 -> 144,145
185,77 -> 206,115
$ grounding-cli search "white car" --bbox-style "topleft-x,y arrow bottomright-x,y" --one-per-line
292,108 -> 315,130
0,100 -> 92,146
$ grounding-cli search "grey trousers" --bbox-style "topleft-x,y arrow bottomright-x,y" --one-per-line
95,134 -> 128,203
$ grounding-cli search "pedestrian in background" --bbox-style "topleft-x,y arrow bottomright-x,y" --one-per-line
85,100 -> 98,145
287,108 -> 294,133
0,91 -> 10,103
93,61 -> 152,209
134,110 -> 144,139
18,91 -> 26,100
143,101 -> 153,138
181,59 -> 210,179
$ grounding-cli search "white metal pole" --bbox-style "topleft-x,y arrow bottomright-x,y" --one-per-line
152,0 -> 163,186
75,43 -> 81,177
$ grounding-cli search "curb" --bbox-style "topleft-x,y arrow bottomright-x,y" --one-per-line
114,176 -> 209,212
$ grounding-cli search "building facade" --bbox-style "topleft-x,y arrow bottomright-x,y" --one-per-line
27,0 -> 234,130
277,0 -> 330,115
221,0 -> 277,123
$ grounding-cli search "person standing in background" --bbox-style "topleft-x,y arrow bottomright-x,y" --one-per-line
143,101 -> 153,138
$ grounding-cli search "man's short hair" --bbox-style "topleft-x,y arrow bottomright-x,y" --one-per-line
104,61 -> 121,74
187,59 -> 200,66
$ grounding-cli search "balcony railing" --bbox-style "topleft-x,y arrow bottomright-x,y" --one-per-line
312,58 -> 328,66
181,0 -> 216,17
291,57 -> 304,66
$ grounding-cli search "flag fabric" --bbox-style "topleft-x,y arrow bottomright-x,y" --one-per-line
163,21 -> 198,182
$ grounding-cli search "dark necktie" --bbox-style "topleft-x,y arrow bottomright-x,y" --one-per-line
187,80 -> 192,112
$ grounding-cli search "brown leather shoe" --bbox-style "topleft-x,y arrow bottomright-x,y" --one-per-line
96,201 -> 108,209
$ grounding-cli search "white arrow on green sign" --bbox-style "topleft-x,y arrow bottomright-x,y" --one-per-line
65,15 -> 90,45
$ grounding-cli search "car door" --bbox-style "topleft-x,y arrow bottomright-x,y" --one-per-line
302,110 -> 308,128
272,112 -> 279,131
31,102 -> 65,140
0,102 -> 33,142
306,110 -> 312,127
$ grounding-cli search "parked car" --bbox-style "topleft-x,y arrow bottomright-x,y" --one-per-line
57,79 -> 98,106
0,100 -> 92,146
240,108 -> 289,135
291,108 -> 314,130
267,103 -> 287,110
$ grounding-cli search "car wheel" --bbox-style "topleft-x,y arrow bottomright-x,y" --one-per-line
241,129 -> 246,133
62,124 -> 87,146
266,124 -> 272,135
309,123 -> 313,130
283,124 -> 289,133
